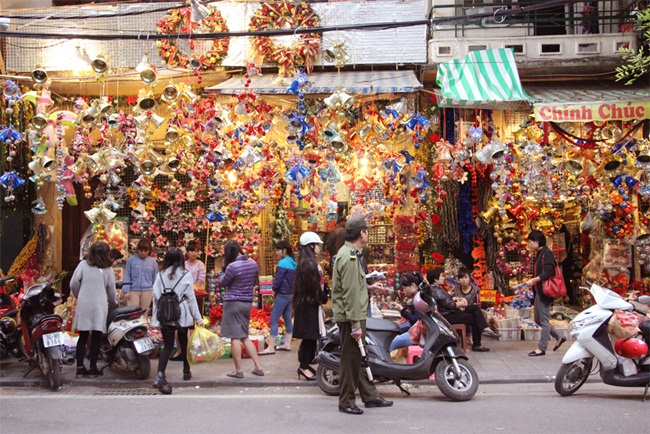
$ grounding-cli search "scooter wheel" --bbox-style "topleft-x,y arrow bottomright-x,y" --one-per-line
316,364 -> 341,396
434,358 -> 479,401
555,358 -> 593,396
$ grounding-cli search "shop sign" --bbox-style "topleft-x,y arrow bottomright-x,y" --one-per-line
533,100 -> 650,122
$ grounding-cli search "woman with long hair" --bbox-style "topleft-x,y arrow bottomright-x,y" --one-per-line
292,232 -> 328,381
524,230 -> 566,356
151,248 -> 203,394
218,240 -> 264,378
70,241 -> 118,378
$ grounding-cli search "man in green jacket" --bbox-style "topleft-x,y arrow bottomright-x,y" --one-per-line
331,215 -> 393,415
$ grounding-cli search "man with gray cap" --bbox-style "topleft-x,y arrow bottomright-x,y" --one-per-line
331,214 -> 393,415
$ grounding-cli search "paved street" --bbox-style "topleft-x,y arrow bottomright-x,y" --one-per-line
1,383 -> 648,433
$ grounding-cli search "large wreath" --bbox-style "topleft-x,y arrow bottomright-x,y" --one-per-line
157,6 -> 230,71
249,2 -> 321,77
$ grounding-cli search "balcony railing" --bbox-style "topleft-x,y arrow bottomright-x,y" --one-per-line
431,1 -> 639,38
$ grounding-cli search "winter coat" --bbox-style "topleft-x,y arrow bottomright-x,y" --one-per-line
429,284 -> 457,317
151,268 -> 202,328
293,265 -> 327,340
70,261 -> 118,333
124,255 -> 158,293
219,255 -> 259,302
273,256 -> 297,295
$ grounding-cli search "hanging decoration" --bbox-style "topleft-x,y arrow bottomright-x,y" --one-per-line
249,2 -> 321,77
157,5 -> 230,72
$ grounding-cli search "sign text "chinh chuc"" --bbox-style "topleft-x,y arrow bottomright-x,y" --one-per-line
534,101 -> 650,122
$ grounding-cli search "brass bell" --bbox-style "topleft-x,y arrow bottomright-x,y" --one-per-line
68,159 -> 87,176
565,158 -> 584,176
181,89 -> 198,102
97,101 -> 113,116
31,68 -> 48,84
162,84 -> 179,102
602,156 -> 622,172
166,158 -> 181,172
146,149 -> 164,166
165,126 -> 181,143
480,206 -> 499,223
636,144 -> 650,164
138,95 -> 156,111
329,136 -> 347,153
85,152 -> 107,173
189,58 -> 201,70
91,54 -> 108,74
30,113 -> 48,130
140,160 -> 157,176
136,55 -> 157,84
322,49 -> 337,63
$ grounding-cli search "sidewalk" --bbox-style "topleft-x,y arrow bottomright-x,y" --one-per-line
0,338 -> 569,389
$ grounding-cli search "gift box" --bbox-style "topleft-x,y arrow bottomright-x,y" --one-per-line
241,335 -> 264,358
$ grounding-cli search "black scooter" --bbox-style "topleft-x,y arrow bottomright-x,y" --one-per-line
314,289 -> 479,401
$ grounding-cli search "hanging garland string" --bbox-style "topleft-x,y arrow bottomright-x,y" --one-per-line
157,5 -> 230,70
549,121 -> 643,149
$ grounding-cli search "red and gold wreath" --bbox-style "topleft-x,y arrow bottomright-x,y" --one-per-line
249,2 -> 321,77
156,6 -> 230,71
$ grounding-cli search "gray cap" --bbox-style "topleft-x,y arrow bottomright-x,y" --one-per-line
345,215 -> 371,232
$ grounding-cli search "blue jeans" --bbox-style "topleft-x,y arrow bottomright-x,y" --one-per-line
269,293 -> 293,337
390,331 -> 414,352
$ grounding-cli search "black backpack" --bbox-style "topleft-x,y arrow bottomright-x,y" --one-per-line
157,272 -> 187,325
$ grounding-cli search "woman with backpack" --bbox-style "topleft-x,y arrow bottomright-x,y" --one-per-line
70,241 -> 118,378
219,240 -> 264,379
151,248 -> 204,394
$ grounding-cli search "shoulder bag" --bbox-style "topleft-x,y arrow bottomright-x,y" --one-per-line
541,253 -> 567,299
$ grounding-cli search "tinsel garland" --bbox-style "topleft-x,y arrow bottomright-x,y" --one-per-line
457,180 -> 476,254
439,179 -> 459,251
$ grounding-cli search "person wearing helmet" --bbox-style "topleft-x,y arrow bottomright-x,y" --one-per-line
292,232 -> 328,380
332,215 -> 393,415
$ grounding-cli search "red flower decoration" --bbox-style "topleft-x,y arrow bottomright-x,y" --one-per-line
125,95 -> 138,105
431,213 -> 441,225
432,252 -> 444,263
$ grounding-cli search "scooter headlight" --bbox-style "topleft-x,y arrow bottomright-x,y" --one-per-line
570,314 -> 601,335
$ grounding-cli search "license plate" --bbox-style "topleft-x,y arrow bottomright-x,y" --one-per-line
133,337 -> 154,354
43,332 -> 63,348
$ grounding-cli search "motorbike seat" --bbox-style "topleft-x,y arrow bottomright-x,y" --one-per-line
107,306 -> 142,326
366,317 -> 401,333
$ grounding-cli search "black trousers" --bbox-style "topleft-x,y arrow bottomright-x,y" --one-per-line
443,305 -> 488,347
298,338 -> 317,369
76,330 -> 102,369
158,326 -> 189,373
337,321 -> 378,407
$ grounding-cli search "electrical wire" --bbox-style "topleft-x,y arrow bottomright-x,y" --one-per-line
0,0 -> 586,41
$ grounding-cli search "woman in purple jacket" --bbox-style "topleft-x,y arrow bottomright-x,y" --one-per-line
218,240 -> 264,378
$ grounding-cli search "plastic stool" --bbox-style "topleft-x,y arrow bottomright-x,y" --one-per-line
452,324 -> 467,352
407,346 -> 423,364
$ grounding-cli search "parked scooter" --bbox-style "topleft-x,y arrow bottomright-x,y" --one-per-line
554,283 -> 650,400
99,281 -> 153,379
315,288 -> 479,401
0,276 -> 20,359
16,278 -> 70,390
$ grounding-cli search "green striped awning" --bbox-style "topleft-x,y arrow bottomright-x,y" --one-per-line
436,48 -> 530,109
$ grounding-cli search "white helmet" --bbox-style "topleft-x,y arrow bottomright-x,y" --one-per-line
300,231 -> 323,246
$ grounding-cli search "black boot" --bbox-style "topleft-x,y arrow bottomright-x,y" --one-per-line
152,371 -> 165,389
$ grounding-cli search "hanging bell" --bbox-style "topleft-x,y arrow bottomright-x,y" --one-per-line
133,114 -> 149,130
636,144 -> 650,164
138,95 -> 156,111
97,100 -> 113,116
480,206 -> 499,223
329,135 -> 347,153
166,158 -> 181,172
391,98 -> 408,115
91,54 -> 109,74
165,126 -> 181,143
190,0 -> 211,23
322,124 -> 339,140
81,104 -> 100,125
602,155 -> 622,172
146,149 -> 164,166
31,67 -> 48,84
85,152 -> 107,173
3,81 -> 21,99
28,156 -> 55,173
189,58 -> 202,71
162,84 -> 179,102
107,113 -> 120,129
324,93 -> 341,110
68,159 -> 87,176
338,91 -> 355,110
181,89 -> 198,102
30,113 -> 49,130
149,113 -> 166,129
565,158 -> 584,177
136,55 -> 157,84
490,142 -> 505,160
140,160 -> 157,176
322,49 -> 337,63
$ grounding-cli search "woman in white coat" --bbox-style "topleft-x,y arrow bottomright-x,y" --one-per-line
70,241 -> 118,378
151,248 -> 204,395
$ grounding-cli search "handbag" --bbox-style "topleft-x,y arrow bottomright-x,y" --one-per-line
542,264 -> 567,299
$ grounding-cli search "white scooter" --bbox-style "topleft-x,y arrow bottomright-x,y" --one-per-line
554,283 -> 650,400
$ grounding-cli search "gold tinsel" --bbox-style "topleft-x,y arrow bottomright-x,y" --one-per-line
6,234 -> 38,293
